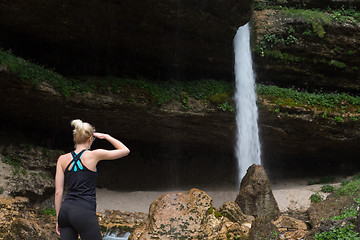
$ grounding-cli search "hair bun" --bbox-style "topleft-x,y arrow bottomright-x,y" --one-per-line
71,119 -> 84,130
71,119 -> 95,145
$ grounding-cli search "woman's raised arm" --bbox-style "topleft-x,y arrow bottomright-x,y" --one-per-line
92,133 -> 130,161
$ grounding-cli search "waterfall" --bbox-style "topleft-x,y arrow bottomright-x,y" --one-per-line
234,23 -> 261,183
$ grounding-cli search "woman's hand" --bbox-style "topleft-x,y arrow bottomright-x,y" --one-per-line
93,132 -> 108,139
56,222 -> 60,236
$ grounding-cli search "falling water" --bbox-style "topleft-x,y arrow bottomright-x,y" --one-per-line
234,23 -> 261,183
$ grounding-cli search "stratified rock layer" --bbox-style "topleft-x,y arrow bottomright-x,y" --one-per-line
1,70 -> 360,189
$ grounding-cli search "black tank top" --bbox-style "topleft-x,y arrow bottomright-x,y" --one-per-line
64,150 -> 98,211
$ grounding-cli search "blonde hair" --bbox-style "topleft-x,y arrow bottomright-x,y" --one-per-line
71,119 -> 95,144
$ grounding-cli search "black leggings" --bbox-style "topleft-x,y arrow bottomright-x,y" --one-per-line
58,202 -> 102,240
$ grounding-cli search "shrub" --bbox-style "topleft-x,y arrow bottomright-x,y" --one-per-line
321,184 -> 335,193
310,192 -> 323,203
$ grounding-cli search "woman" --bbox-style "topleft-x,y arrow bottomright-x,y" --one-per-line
55,119 -> 130,239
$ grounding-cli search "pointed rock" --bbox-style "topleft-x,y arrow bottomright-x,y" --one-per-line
235,164 -> 280,220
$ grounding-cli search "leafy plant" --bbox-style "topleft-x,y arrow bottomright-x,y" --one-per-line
0,187 -> 4,194
334,116 -> 344,123
329,60 -> 346,69
341,179 -> 351,187
0,49 -> 74,96
39,207 -> 56,216
257,84 -> 360,119
217,102 -> 235,112
336,179 -> 360,196
321,184 -> 335,193
310,192 -> 323,203
330,207 -> 358,220
281,8 -> 331,38
314,224 -> 359,239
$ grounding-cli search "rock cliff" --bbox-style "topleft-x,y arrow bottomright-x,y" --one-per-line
1,68 -> 360,190
253,0 -> 360,93
0,0 -> 251,80
0,0 -> 360,189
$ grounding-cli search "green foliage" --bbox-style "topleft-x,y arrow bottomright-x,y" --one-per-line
330,7 -> 360,24
334,116 -> 344,123
0,187 -> 4,194
352,172 -> 360,180
329,59 -> 346,69
310,192 -> 323,203
214,211 -> 223,219
263,50 -> 304,63
341,179 -> 351,187
255,30 -> 300,57
208,206 -> 214,214
39,207 -> 56,216
0,49 -> 74,96
257,84 -> 360,119
208,93 -> 230,104
303,29 -> 312,36
321,184 -> 335,193
314,224 -> 359,239
330,207 -> 358,220
2,155 -> 22,175
336,179 -> 360,196
217,102 -> 235,112
281,8 -> 331,38
0,49 -> 235,109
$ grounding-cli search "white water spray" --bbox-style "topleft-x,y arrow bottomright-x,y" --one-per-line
234,23 -> 261,183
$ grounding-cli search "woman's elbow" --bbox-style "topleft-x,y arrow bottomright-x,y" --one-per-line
55,188 -> 63,196
124,148 -> 130,156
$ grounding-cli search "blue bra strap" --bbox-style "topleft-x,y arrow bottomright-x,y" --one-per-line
69,150 -> 86,172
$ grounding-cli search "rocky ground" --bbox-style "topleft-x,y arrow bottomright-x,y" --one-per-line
1,156 -> 356,240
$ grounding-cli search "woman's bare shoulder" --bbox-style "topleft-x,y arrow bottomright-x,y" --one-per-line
57,152 -> 72,163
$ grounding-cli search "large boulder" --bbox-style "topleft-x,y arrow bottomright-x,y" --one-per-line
130,188 -> 249,239
235,164 -> 280,220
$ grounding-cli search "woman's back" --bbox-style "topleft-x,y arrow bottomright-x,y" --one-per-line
62,150 -> 98,211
